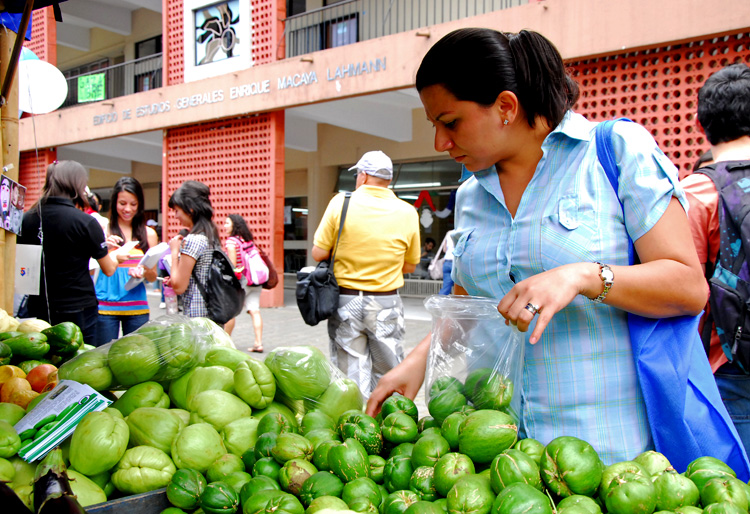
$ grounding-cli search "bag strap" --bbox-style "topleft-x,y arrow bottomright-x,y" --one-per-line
595,118 -> 636,264
191,245 -> 220,303
329,192 -> 352,267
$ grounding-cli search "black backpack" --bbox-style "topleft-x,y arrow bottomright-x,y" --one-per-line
192,247 -> 245,325
698,160 -> 750,372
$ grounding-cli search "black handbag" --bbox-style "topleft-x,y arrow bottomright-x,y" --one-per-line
192,247 -> 245,325
296,193 -> 351,326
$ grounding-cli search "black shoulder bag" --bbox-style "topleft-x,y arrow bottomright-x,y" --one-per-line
296,193 -> 351,326
192,246 -> 245,325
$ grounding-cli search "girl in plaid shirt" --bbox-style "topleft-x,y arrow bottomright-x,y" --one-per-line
164,180 -> 221,318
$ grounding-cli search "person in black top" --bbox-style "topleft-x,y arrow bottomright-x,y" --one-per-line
19,161 -> 117,345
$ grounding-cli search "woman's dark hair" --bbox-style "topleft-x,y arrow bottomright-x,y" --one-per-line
416,28 -> 579,129
168,180 -> 220,246
40,160 -> 89,209
109,176 -> 149,252
88,191 -> 102,212
228,214 -> 253,241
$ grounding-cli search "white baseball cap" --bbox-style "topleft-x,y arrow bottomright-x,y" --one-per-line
348,150 -> 393,180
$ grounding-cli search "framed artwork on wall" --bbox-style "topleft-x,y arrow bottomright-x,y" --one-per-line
183,0 -> 253,82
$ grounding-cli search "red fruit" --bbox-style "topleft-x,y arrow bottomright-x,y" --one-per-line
26,364 -> 58,393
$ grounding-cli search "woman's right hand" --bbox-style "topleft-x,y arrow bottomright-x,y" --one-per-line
105,234 -> 123,251
366,333 -> 431,417
169,234 -> 184,252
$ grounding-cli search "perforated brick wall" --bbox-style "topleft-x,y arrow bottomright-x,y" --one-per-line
569,31 -> 750,177
164,0 -> 184,85
18,149 -> 56,207
163,111 -> 285,305
164,0 -> 283,85
18,7 -> 57,202
24,7 -> 56,64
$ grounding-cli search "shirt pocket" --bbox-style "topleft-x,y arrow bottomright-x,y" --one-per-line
451,227 -> 479,292
540,194 -> 599,270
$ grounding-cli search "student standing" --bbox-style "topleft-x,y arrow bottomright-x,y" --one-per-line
224,214 -> 264,352
95,177 -> 158,345
19,161 -> 117,345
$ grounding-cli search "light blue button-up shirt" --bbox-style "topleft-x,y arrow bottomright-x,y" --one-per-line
452,111 -> 687,464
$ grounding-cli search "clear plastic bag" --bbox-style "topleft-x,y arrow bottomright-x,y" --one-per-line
424,295 -> 524,423
57,314 -> 214,391
264,345 -> 365,422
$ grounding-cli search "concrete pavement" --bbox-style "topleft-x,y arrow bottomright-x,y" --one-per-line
146,286 -> 434,416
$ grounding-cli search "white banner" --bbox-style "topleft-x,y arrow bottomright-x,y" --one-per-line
15,244 -> 42,296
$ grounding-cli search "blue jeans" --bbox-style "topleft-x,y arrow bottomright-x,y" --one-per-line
439,259 -> 454,295
716,364 -> 750,456
97,313 -> 150,347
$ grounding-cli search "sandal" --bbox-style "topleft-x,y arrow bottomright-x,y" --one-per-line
250,346 -> 264,353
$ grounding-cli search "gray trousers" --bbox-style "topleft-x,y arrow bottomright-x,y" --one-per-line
327,293 -> 405,398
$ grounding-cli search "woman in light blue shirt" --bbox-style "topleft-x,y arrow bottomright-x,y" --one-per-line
367,28 -> 707,463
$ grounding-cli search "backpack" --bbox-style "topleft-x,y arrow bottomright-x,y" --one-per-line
192,247 -> 245,325
698,160 -> 750,373
230,237 -> 270,286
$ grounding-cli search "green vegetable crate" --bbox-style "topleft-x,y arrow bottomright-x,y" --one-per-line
87,488 -> 170,514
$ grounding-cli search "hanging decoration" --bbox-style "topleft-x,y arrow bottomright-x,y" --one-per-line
413,190 -> 436,211
420,208 -> 434,230
434,190 -> 456,219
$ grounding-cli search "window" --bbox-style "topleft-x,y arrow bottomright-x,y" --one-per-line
325,14 -> 357,48
284,197 -> 308,272
135,36 -> 162,59
286,0 -> 305,17
134,36 -> 163,92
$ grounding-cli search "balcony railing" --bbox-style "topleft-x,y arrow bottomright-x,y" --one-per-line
62,53 -> 163,109
285,0 -> 528,57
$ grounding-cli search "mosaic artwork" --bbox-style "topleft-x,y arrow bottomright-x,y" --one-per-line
195,0 -> 240,65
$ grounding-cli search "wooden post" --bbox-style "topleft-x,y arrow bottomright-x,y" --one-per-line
0,29 -> 21,313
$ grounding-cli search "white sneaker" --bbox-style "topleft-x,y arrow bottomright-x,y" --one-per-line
159,302 -> 166,309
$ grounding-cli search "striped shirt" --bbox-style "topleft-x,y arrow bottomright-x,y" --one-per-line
180,233 -> 211,318
97,249 -> 149,316
452,111 -> 687,464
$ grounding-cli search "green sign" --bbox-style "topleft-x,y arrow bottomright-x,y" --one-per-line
78,73 -> 105,102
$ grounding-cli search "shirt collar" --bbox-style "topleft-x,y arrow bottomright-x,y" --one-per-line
460,110 -> 593,182
547,110 -> 594,142
42,196 -> 76,207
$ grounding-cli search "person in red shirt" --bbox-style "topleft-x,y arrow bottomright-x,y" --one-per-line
682,63 -> 750,452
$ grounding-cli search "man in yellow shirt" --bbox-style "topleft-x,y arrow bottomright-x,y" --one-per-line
312,150 -> 421,397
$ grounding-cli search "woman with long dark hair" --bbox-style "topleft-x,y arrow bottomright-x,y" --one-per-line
224,214 -> 263,351
164,180 -> 220,318
95,176 -> 158,345
19,161 -> 118,345
367,28 -> 708,463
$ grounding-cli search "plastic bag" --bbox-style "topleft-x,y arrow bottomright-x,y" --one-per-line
424,295 -> 524,424
188,316 -> 237,349
57,314 -> 213,391
265,345 -> 365,422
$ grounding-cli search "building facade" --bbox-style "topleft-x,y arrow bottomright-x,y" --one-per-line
17,0 -> 750,306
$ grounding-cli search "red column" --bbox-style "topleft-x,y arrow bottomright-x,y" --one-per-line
19,7 -> 58,201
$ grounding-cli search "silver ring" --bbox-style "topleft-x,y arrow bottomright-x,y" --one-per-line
524,302 -> 540,316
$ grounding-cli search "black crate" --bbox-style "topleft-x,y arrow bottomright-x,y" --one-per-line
87,488 -> 170,514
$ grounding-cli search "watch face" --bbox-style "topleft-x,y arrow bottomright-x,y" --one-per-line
602,268 -> 615,282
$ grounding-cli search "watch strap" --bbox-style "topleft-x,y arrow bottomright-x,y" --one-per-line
593,262 -> 614,303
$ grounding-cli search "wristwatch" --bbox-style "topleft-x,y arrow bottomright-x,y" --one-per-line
593,262 -> 614,303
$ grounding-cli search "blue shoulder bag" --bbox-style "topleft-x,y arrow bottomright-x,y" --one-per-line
595,119 -> 750,477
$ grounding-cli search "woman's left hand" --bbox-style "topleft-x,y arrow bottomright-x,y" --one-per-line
497,263 -> 598,344
128,265 -> 145,279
